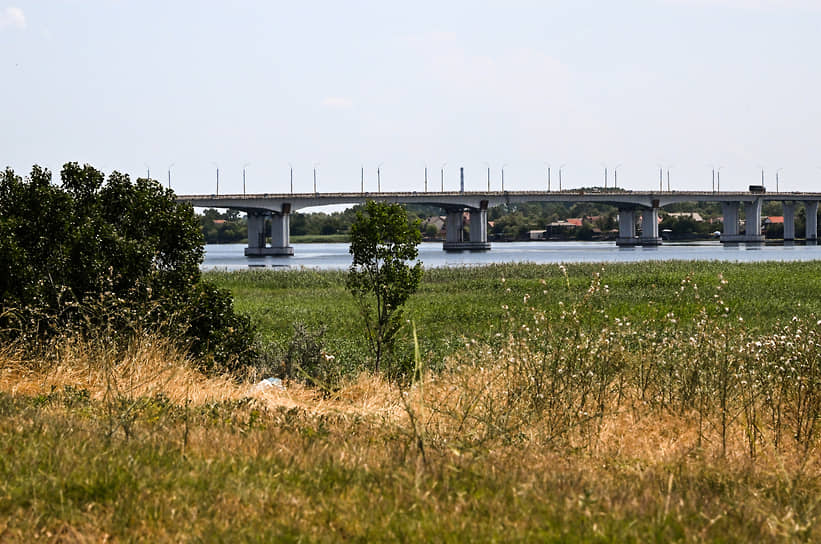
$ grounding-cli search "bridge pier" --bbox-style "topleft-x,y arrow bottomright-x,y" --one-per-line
720,202 -> 740,242
783,201 -> 795,241
743,199 -> 764,244
443,203 -> 491,251
806,201 -> 818,242
640,207 -> 662,246
245,207 -> 294,256
720,200 -> 763,244
616,208 -> 638,246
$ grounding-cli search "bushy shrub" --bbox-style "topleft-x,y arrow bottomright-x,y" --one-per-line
0,163 -> 255,373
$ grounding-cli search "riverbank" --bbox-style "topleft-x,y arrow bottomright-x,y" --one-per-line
3,261 -> 821,540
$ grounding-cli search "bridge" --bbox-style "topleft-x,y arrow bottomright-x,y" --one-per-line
177,187 -> 821,256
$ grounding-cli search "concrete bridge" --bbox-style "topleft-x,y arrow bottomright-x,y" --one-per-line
177,187 -> 821,256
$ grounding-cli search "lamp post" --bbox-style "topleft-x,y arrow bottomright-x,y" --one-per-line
167,163 -> 174,189
361,165 -> 365,194
424,164 -> 428,193
717,166 -> 723,192
211,162 -> 219,195
242,162 -> 250,195
658,164 -> 672,191
145,163 -> 150,180
613,164 -> 622,189
558,164 -> 565,191
313,163 -> 319,194
501,163 -> 508,191
544,162 -> 551,191
288,163 -> 294,194
440,162 -> 446,192
601,163 -> 608,189
484,162 -> 492,191
377,162 -> 383,193
776,168 -> 783,193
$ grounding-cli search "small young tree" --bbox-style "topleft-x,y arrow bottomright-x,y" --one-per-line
347,200 -> 423,373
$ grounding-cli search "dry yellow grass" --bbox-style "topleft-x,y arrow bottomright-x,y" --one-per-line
2,334 -> 821,541
0,335 -> 405,419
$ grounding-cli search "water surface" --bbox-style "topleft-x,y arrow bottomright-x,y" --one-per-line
203,241 -> 821,271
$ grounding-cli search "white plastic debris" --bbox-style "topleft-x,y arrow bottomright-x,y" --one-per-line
255,377 -> 285,391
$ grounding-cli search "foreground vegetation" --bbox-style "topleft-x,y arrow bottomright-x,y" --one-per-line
3,261 -> 821,540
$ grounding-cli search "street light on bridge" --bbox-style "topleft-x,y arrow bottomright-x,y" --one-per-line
544,162 -> 551,191
658,164 -> 672,191
501,163 -> 508,191
440,162 -> 446,192
313,163 -> 319,194
167,163 -> 174,189
211,162 -> 219,195
558,164 -> 565,191
484,162 -> 492,191
776,168 -> 783,193
243,162 -> 250,195
423,164 -> 428,193
377,163 -> 383,193
601,163 -> 620,189
144,163 -> 150,181
288,163 -> 294,194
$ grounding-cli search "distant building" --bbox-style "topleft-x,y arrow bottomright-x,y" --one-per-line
547,220 -> 580,229
666,212 -> 704,222
421,216 -> 446,232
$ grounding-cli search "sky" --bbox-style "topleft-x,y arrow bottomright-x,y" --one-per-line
2,0 -> 821,197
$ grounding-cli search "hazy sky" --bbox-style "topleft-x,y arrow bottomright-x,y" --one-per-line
2,0 -> 820,196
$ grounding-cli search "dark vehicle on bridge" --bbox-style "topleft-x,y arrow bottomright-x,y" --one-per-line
749,185 -> 766,193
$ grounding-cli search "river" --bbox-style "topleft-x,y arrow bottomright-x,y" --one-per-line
202,241 -> 821,270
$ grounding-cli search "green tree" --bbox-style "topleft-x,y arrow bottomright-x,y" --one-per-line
0,164 -> 255,373
347,200 -> 423,373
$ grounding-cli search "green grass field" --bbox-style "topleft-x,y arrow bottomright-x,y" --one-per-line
206,260 -> 821,377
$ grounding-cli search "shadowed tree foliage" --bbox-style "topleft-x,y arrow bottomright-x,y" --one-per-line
347,200 -> 423,373
0,163 -> 255,373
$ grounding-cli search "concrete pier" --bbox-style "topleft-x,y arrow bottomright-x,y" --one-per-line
720,202 -> 741,243
743,199 -> 764,244
245,207 -> 294,256
721,200 -> 763,243
616,208 -> 638,246
640,207 -> 662,246
806,201 -> 818,242
443,204 -> 491,251
783,202 -> 795,241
